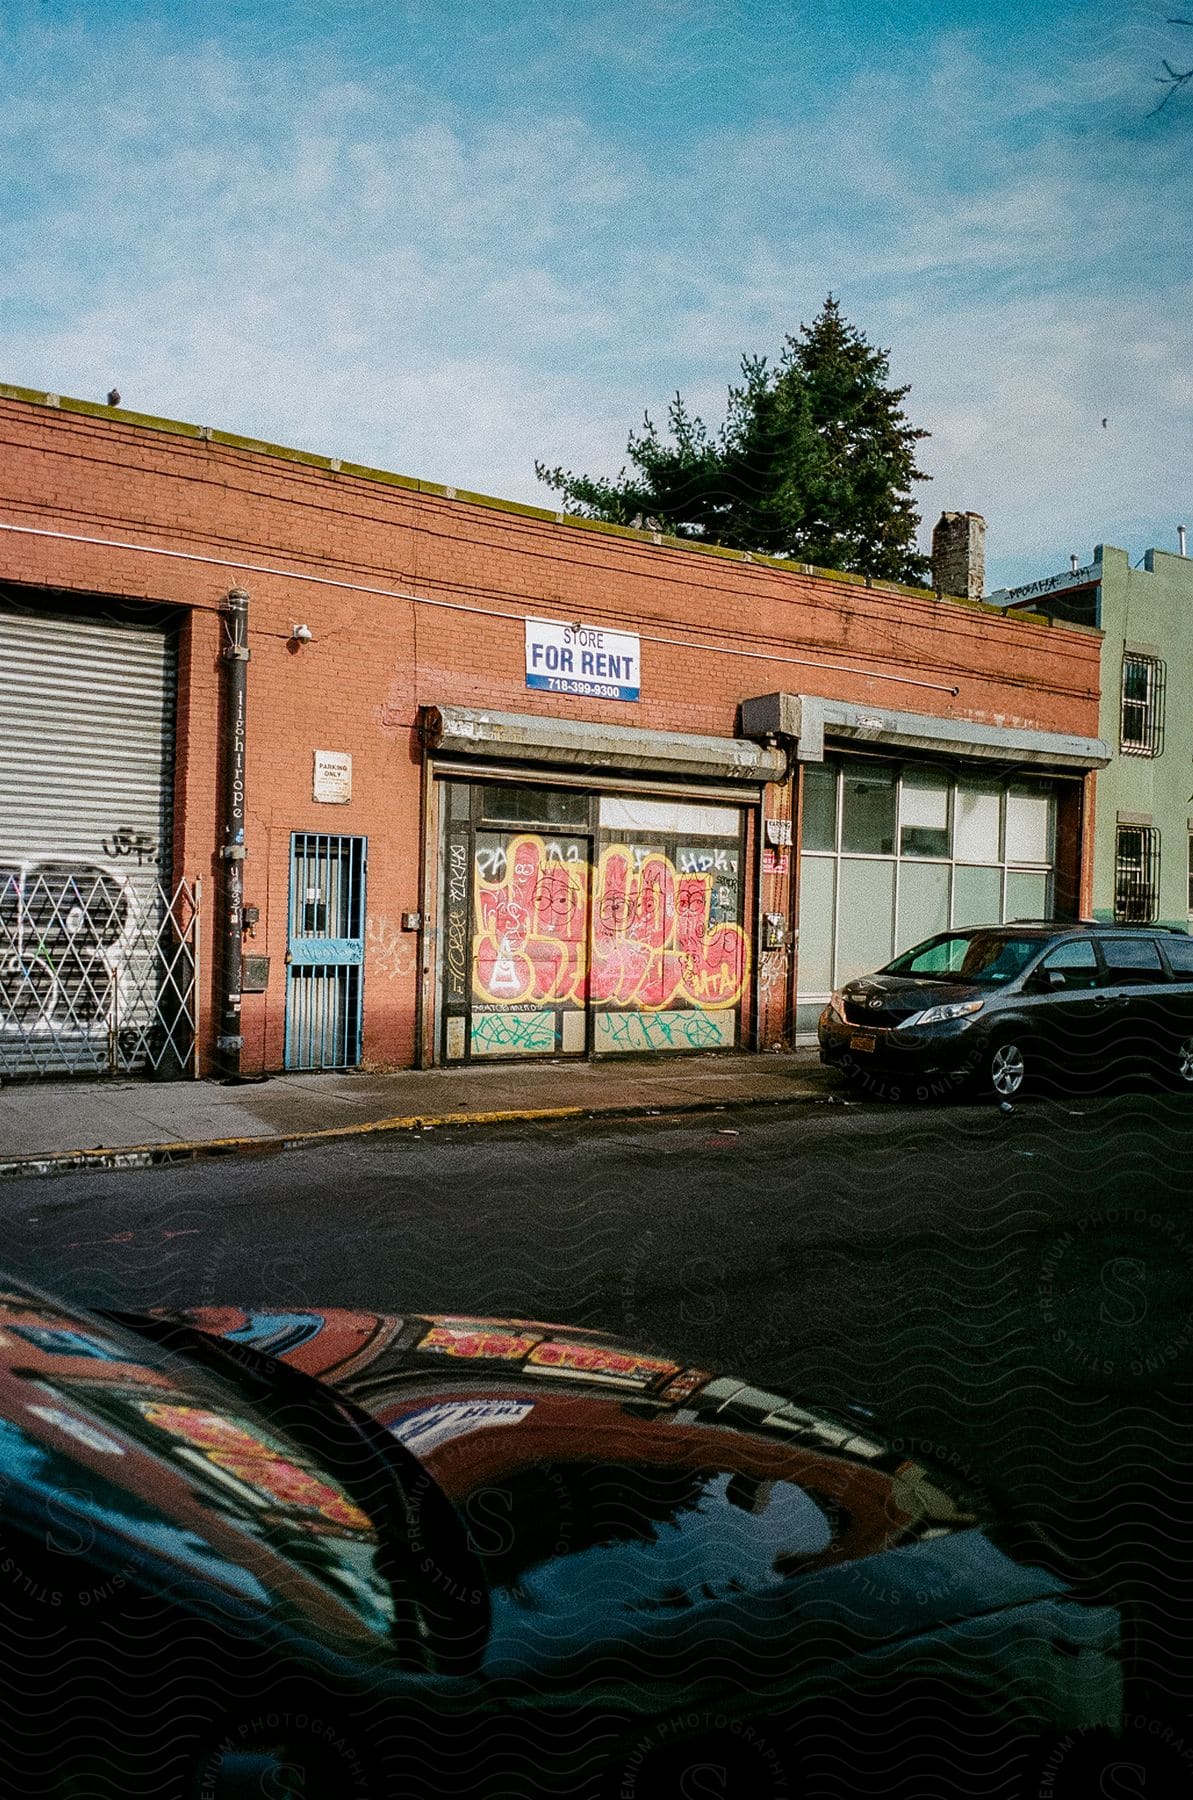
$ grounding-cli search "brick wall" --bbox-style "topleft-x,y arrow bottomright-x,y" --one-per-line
0,392 -> 1104,1071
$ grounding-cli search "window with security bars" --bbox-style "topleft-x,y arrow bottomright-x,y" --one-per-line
1114,825 -> 1160,923
1120,654 -> 1165,756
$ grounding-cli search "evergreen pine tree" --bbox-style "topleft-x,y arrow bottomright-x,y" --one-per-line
536,297 -> 931,585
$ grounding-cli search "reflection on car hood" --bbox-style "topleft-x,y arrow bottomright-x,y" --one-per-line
158,1305 -> 1077,1688
847,975 -> 990,1013
0,1277 -> 398,1652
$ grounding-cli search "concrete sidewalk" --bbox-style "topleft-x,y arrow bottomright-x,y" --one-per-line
0,1050 -> 834,1177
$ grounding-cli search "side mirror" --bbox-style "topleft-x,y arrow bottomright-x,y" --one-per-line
1028,967 -> 1065,992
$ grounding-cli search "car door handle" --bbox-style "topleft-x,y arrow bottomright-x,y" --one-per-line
1092,994 -> 1126,1008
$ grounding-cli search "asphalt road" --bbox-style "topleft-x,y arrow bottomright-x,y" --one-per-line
2,1087 -> 1192,1738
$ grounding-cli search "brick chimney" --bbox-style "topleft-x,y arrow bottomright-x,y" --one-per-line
931,511 -> 986,600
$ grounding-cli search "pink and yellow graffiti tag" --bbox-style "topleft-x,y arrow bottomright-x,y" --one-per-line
473,837 -> 589,1005
471,835 -> 749,1011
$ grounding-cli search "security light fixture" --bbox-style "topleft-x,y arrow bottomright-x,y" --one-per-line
290,623 -> 313,644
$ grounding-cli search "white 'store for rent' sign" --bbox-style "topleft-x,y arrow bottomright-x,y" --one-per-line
525,617 -> 640,703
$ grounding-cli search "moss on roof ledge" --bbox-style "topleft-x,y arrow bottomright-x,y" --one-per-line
1,379 -> 1037,621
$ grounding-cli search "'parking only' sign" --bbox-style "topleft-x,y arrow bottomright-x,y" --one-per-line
525,616 -> 640,703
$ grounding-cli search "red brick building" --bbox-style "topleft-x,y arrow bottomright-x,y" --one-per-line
0,384 -> 1107,1079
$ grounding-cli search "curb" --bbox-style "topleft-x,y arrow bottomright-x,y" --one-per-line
0,1085 -> 832,1181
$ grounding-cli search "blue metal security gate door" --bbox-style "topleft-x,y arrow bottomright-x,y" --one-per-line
284,834 -> 366,1069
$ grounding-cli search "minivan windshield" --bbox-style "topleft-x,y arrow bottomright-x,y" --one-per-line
883,931 -> 1042,986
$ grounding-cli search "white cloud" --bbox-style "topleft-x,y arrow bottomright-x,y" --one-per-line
0,5 -> 1188,587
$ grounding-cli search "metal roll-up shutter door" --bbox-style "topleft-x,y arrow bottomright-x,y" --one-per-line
0,602 -> 189,1078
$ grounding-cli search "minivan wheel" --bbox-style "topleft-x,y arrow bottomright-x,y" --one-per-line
1176,1035 -> 1193,1086
984,1038 -> 1027,1100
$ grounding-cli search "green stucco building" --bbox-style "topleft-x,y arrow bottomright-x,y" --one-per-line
990,543 -> 1193,930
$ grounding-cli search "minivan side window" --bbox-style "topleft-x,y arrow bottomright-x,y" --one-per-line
1162,936 -> 1193,981
1098,937 -> 1165,986
1038,940 -> 1099,990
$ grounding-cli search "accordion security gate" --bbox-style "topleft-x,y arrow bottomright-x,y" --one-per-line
285,833 -> 366,1070
0,865 -> 200,1078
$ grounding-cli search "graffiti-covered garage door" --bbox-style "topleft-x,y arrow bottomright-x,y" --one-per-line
439,781 -> 750,1061
0,597 -> 195,1079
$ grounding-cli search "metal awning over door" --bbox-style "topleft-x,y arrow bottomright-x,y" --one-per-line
423,704 -> 788,788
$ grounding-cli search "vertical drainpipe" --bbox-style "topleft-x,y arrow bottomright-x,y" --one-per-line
750,795 -> 766,1051
414,743 -> 433,1068
217,587 -> 250,1079
786,757 -> 803,1043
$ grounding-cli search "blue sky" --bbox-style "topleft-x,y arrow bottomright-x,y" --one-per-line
1,0 -> 1189,589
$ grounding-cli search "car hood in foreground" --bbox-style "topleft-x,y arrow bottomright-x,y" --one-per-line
0,1280 -> 412,1657
150,1305 -> 1086,1691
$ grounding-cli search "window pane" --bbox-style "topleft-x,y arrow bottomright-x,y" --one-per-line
482,784 -> 590,828
1122,658 -> 1153,704
1116,828 -> 1145,874
840,764 -> 897,856
1005,787 -> 1053,864
599,797 -> 739,836
1114,827 -> 1157,923
1120,655 -> 1163,755
889,931 -> 1038,984
1100,936 -> 1163,974
1165,936 -> 1193,977
953,864 -> 1001,927
954,782 -> 1002,863
797,856 -> 836,995
677,842 -> 740,926
1099,936 -> 1164,986
1005,870 -> 1048,921
891,934 -> 971,975
1040,940 -> 1098,990
837,859 -> 895,981
899,768 -> 950,858
800,764 -> 838,852
896,861 -> 950,953
1042,940 -> 1097,970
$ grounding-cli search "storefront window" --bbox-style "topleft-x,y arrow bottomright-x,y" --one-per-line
953,864 -> 1002,927
469,828 -> 590,1058
440,781 -> 748,1062
954,780 -> 1002,863
795,758 -> 1059,1021
797,856 -> 835,993
837,859 -> 896,982
897,860 -> 950,947
1005,785 -> 1053,865
592,816 -> 747,1052
677,842 -> 740,925
840,763 -> 897,855
598,797 -> 739,837
800,764 -> 838,852
899,768 -> 950,858
481,785 -> 591,828
1005,869 -> 1049,921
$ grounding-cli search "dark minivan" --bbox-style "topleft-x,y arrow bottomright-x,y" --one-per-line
818,922 -> 1193,1099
